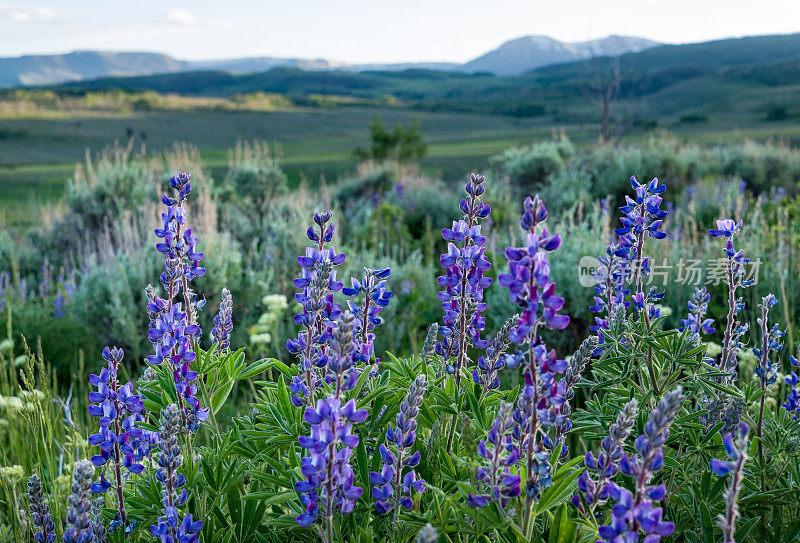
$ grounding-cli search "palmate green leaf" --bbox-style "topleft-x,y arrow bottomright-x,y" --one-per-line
534,466 -> 581,516
548,504 -> 578,543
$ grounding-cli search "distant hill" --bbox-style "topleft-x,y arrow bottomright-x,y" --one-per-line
0,51 -> 188,87
461,35 -> 659,75
0,33 -> 656,88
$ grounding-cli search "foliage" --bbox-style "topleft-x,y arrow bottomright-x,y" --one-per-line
352,116 -> 427,164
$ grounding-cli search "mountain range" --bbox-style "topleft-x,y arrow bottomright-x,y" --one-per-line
0,34 -> 657,88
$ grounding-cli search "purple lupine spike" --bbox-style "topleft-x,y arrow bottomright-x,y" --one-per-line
710,422 -> 749,543
150,404 -> 201,543
295,397 -> 366,541
90,498 -> 107,543
342,267 -> 392,377
679,287 -> 715,341
753,294 -> 784,388
469,402 -> 521,513
472,315 -> 517,401
498,194 -> 569,507
287,211 -> 345,406
147,171 -> 208,432
550,336 -> 598,461
87,346 -> 143,530
436,173 -> 492,386
27,474 -> 56,543
701,219 -> 752,435
589,236 -> 633,354
614,177 -> 668,319
572,398 -> 638,515
371,375 -> 427,519
63,460 -> 94,543
326,311 -> 358,396
211,287 -> 233,356
599,388 -> 684,543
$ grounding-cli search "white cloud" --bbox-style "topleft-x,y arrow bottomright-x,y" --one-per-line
0,3 -> 59,22
163,8 -> 233,29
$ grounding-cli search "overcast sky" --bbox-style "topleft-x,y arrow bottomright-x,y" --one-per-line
1,0 -> 798,63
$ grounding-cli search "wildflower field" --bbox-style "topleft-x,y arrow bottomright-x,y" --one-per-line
3,136 -> 800,542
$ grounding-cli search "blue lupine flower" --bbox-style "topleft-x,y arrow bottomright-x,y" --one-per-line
27,474 -> 56,543
436,173 -> 492,386
326,311 -> 358,396
753,294 -> 785,388
342,267 -> 392,376
472,315 -> 516,397
599,388 -> 683,543
287,211 -> 346,406
499,194 -> 570,504
469,402 -> 520,512
679,287 -> 715,341
87,346 -> 143,529
709,422 -> 749,543
371,375 -> 427,517
63,460 -> 94,543
573,399 -> 638,515
211,288 -> 233,356
147,171 -> 209,432
295,397 -> 366,533
614,176 -> 669,318
150,404 -> 202,543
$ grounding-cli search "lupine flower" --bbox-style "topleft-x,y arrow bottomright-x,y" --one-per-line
422,323 -> 439,367
436,173 -> 492,386
151,404 -> 202,543
416,523 -> 439,543
589,238 -> 632,354
295,397 -> 367,538
27,474 -> 56,543
87,346 -> 143,529
551,336 -> 598,456
90,498 -> 108,543
572,399 -> 638,514
326,311 -> 358,396
598,387 -> 684,543
679,287 -> 715,341
211,288 -> 233,356
343,267 -> 392,373
147,171 -> 209,432
371,375 -> 427,517
614,176 -> 668,319
753,294 -> 784,388
782,349 -> 800,426
498,194 -> 570,506
710,422 -> 749,543
469,402 -> 521,511
702,218 -> 752,435
63,460 -> 94,543
287,211 -> 346,406
472,315 -> 517,398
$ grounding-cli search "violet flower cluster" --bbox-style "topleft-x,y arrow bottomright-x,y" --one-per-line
211,287 -> 233,356
589,237 -> 632,354
87,346 -> 144,530
342,267 -> 392,376
326,311 -> 358,396
27,474 -> 56,543
436,173 -> 492,385
469,402 -> 521,511
498,195 -> 569,503
295,397 -> 367,534
371,374 -> 427,517
572,398 -> 638,515
615,176 -> 668,320
679,287 -> 715,341
472,315 -> 517,397
753,294 -> 785,388
286,210 -> 345,406
151,403 -> 202,543
148,170 -> 209,432
551,336 -> 597,456
598,387 -> 684,543
709,422 -> 749,543
63,460 -> 94,543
